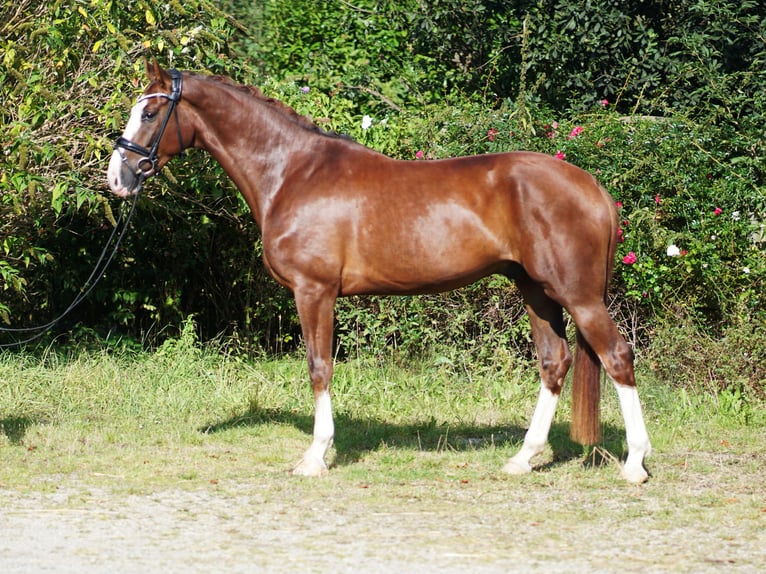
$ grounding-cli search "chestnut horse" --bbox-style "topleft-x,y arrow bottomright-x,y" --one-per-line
108,61 -> 651,483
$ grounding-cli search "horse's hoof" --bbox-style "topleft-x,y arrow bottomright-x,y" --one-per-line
621,464 -> 649,484
292,456 -> 329,477
502,457 -> 532,476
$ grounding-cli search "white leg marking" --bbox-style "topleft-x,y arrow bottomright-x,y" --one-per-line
293,390 -> 334,477
503,385 -> 559,475
615,383 -> 651,483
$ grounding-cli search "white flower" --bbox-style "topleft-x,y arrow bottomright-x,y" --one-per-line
361,115 -> 373,130
743,267 -> 751,274
732,210 -> 740,221
666,244 -> 681,257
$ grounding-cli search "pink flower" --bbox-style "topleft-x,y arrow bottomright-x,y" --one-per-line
615,201 -> 623,209
655,194 -> 662,205
552,121 -> 559,129
415,150 -> 424,159
617,227 -> 625,243
600,99 -> 609,107
567,126 -> 584,140
622,252 -> 637,265
487,128 -> 498,142
713,207 -> 723,216
554,150 -> 566,160
300,86 -> 310,93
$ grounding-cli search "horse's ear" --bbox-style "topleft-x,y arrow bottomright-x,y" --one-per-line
144,57 -> 170,86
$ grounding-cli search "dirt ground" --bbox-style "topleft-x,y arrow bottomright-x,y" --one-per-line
2,449 -> 765,573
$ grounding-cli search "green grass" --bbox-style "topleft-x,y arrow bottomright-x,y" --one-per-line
2,339 -> 765,571
1,335 -> 763,493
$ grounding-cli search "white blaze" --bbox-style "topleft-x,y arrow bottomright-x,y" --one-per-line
107,100 -> 148,196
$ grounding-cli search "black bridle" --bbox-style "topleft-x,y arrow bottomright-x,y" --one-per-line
115,68 -> 185,179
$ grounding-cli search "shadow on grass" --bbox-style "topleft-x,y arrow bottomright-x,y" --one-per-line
0,416 -> 37,445
201,407 -> 627,472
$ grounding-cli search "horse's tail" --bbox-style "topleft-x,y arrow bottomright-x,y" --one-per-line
570,329 -> 601,445
569,185 -> 617,445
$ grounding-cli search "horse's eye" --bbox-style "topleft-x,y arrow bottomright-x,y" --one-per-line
142,111 -> 156,122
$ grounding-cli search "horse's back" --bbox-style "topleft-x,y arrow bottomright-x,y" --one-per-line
268,148 -> 616,297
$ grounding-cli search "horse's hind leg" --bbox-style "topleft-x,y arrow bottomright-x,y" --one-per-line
504,278 -> 572,475
569,302 -> 651,483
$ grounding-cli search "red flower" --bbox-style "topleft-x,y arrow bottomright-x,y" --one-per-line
713,207 -> 723,216
622,252 -> 637,265
487,128 -> 498,142
567,126 -> 584,140
554,150 -> 566,160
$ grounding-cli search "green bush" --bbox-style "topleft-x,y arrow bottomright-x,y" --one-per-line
539,112 -> 765,326
232,1 -> 766,114
646,312 -> 766,400
0,0 -> 258,342
1,0 -> 764,397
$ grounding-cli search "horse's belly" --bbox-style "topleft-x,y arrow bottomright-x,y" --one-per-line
339,202 -> 513,294
341,240 -> 508,295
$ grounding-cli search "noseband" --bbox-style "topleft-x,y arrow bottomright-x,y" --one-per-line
115,68 -> 185,179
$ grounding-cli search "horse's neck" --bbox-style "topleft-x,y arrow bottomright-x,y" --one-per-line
190,81 -> 312,226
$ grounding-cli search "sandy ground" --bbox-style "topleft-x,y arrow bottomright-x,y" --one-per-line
2,456 -> 765,574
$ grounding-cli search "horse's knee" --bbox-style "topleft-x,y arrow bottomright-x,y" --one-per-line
540,345 -> 572,393
571,306 -> 635,387
307,354 -> 333,393
605,339 -> 635,387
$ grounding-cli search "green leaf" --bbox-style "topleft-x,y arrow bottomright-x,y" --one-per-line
51,182 -> 67,215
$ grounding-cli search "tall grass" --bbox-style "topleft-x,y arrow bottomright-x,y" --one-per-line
1,319 -> 764,492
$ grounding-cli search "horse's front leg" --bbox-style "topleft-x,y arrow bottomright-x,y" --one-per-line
292,286 -> 337,477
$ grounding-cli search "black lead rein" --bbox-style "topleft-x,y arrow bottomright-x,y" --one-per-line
0,188 -> 142,348
0,70 -> 186,348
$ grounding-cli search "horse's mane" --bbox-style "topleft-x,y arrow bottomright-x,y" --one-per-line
206,74 -> 343,138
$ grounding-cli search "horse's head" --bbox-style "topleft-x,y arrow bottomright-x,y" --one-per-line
107,60 -> 189,197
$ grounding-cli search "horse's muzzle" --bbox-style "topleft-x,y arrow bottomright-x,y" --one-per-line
107,149 -> 142,197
